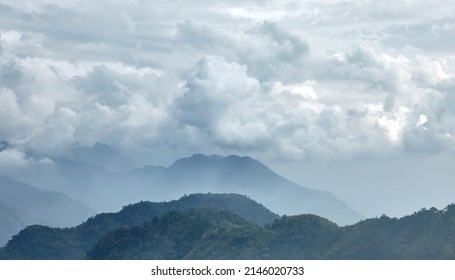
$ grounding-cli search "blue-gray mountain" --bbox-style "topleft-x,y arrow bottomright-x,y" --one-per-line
132,154 -> 363,225
0,174 -> 96,246
0,141 -> 362,225
61,142 -> 137,173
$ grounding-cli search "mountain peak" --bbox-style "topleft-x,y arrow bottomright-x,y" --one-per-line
171,153 -> 224,167
225,154 -> 262,166
160,153 -> 363,225
169,154 -> 267,174
189,153 -> 225,160
175,153 -> 258,165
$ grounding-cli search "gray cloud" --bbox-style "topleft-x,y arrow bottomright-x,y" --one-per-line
0,0 -> 454,164
1,0 -> 455,219
174,55 -> 269,151
0,148 -> 29,168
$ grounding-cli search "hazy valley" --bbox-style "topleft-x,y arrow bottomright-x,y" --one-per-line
0,141 -> 363,246
1,193 -> 454,260
1,141 -> 454,259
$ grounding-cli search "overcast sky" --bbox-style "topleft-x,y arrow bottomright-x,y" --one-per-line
1,0 -> 454,217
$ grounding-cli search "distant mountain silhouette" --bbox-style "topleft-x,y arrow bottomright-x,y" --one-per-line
2,154 -> 128,211
0,174 -> 95,246
133,154 -> 363,225
62,142 -> 137,173
0,201 -> 23,247
1,146 -> 362,224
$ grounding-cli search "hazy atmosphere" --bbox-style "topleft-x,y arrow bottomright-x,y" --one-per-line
1,0 -> 455,219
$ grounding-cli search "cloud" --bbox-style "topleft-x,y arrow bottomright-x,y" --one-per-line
0,148 -> 29,168
237,21 -> 310,82
0,88 -> 23,138
175,20 -> 310,82
175,21 -> 231,50
174,55 -> 269,150
0,0 -> 454,164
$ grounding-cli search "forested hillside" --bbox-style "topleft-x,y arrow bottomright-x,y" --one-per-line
86,205 -> 455,260
2,194 -> 455,260
0,193 -> 277,259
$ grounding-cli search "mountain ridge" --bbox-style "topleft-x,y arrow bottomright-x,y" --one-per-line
0,193 -> 279,259
61,142 -> 137,173
0,174 -> 96,246
134,153 -> 363,225
3,199 -> 455,260
1,142 -> 363,225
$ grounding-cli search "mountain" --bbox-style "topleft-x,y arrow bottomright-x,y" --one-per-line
0,174 -> 96,246
0,201 -> 23,247
3,197 -> 455,260
0,154 -> 132,212
86,208 -> 265,260
86,205 -> 455,260
133,154 -> 363,225
0,142 -> 137,212
324,205 -> 455,259
84,209 -> 340,260
61,142 -> 137,173
0,193 -> 278,259
2,147 -> 362,224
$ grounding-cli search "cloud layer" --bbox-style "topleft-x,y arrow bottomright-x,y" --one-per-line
1,0 -> 455,165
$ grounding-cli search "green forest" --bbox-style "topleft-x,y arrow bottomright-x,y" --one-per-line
1,193 -> 455,260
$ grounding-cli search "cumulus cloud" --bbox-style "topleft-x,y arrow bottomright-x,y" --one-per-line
0,0 -> 454,164
175,55 -> 273,151
0,148 -> 29,168
176,56 -> 260,128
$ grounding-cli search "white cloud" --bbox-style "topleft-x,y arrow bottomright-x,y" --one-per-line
0,148 -> 29,168
38,157 -> 54,165
174,56 -> 267,149
0,30 -> 21,44
416,114 -> 428,128
1,0 -> 455,220
0,0 -> 454,163
377,106 -> 411,144
0,87 -> 32,142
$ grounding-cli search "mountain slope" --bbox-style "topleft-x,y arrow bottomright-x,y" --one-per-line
0,174 -> 96,246
323,205 -> 455,259
3,198 -> 455,260
0,193 -> 278,259
2,146 -> 361,224
86,208 -> 262,260
134,154 -> 363,225
0,201 -> 24,247
1,154 -> 131,212
80,204 -> 455,260
61,142 -> 137,173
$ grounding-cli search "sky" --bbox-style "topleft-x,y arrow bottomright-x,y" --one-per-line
0,0 -> 454,218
